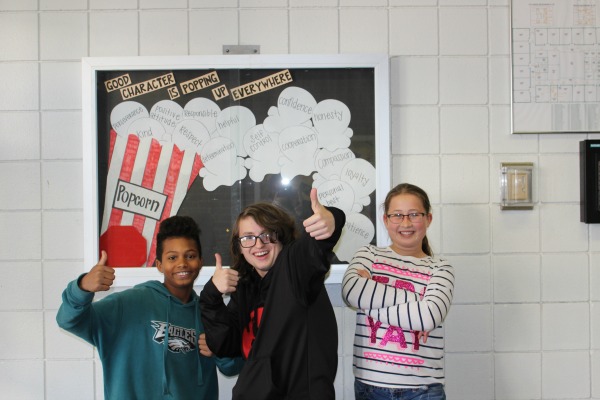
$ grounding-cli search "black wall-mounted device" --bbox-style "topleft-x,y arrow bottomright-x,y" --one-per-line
580,140 -> 600,223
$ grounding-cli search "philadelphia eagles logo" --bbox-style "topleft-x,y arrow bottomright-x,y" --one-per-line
151,321 -> 196,353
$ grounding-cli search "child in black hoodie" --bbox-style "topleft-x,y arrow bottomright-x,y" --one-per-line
200,188 -> 345,399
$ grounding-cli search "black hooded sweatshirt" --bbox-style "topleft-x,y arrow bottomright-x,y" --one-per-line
200,207 -> 345,400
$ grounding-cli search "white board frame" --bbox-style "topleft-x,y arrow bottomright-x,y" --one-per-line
82,54 -> 390,286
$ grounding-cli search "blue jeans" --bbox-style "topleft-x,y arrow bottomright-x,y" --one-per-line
354,379 -> 446,400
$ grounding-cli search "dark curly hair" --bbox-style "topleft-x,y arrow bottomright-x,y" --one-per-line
230,202 -> 297,280
155,216 -> 202,262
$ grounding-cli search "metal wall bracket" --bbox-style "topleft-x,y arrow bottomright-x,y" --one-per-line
222,45 -> 260,55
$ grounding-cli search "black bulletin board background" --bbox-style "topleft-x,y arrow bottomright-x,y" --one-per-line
96,67 -> 376,266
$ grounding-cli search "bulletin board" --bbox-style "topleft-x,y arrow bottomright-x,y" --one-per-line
82,54 -> 390,286
511,0 -> 600,133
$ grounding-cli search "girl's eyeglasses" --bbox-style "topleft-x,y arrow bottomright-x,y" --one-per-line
386,213 -> 426,224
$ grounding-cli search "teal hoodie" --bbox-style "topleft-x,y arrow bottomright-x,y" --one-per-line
56,276 -> 243,399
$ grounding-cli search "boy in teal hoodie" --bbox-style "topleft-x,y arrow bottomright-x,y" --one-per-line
56,216 -> 242,399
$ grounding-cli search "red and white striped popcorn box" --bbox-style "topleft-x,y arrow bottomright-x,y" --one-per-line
100,129 -> 203,267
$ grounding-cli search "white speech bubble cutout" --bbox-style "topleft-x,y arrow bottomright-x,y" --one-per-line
199,136 -> 247,191
243,124 -> 281,182
110,101 -> 149,137
312,99 -> 352,151
315,179 -> 355,214
149,100 -> 184,135
341,159 -> 377,207
215,106 -> 256,157
278,125 -> 319,181
172,119 -> 211,154
264,87 -> 317,132
314,148 -> 356,180
333,212 -> 375,262
126,117 -> 166,140
183,97 -> 220,134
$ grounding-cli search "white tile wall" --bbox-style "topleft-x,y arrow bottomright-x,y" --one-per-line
0,112 -> 40,160
40,0 -> 86,10
190,10 -> 238,55
542,351 -> 590,399
594,255 -> 600,302
290,9 -> 339,54
0,12 -> 38,60
0,360 -> 45,400
40,12 -> 88,60
1,3 -> 598,400
540,204 -> 588,252
89,11 -> 139,57
494,353 -> 541,400
46,360 -> 95,400
442,205 -> 491,253
42,211 -> 83,259
439,7 -> 487,55
445,353 -> 494,400
0,63 -> 39,110
441,155 -> 489,203
439,57 -> 488,104
41,111 -> 83,159
0,262 -> 42,310
445,304 -> 492,352
440,106 -> 488,154
139,10 -> 189,56
491,206 -> 540,253
592,350 -> 600,398
339,8 -> 388,53
391,56 -> 438,105
494,304 -> 541,351
0,212 -> 42,259
389,7 -> 438,56
542,303 -> 589,350
493,254 -> 541,303
40,62 -> 81,110
240,9 -> 289,54
541,253 -> 589,302
0,311 -> 44,358
392,106 -> 440,155
450,255 -> 491,304
393,155 -> 441,203
0,162 -> 41,209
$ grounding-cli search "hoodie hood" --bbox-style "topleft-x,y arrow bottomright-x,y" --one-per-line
134,280 -> 204,396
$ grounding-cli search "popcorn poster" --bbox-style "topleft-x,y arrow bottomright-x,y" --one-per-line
95,67 -> 378,267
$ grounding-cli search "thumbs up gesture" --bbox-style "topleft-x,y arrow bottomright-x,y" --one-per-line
211,253 -> 239,294
80,250 -> 116,293
302,188 -> 335,240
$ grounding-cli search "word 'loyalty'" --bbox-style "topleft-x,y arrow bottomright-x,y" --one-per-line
113,180 -> 167,220
345,168 -> 369,187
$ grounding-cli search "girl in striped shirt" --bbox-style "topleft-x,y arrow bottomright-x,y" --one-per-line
342,183 -> 455,400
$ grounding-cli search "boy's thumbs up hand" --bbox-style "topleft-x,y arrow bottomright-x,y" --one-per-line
80,250 -> 115,293
303,188 -> 335,240
212,253 -> 239,294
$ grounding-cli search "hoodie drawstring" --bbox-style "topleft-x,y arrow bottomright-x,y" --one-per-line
162,296 -> 172,397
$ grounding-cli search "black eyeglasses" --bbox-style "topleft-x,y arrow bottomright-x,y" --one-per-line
386,213 -> 427,224
238,232 -> 277,248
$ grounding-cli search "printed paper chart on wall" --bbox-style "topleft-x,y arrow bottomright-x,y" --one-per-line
511,0 -> 600,133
